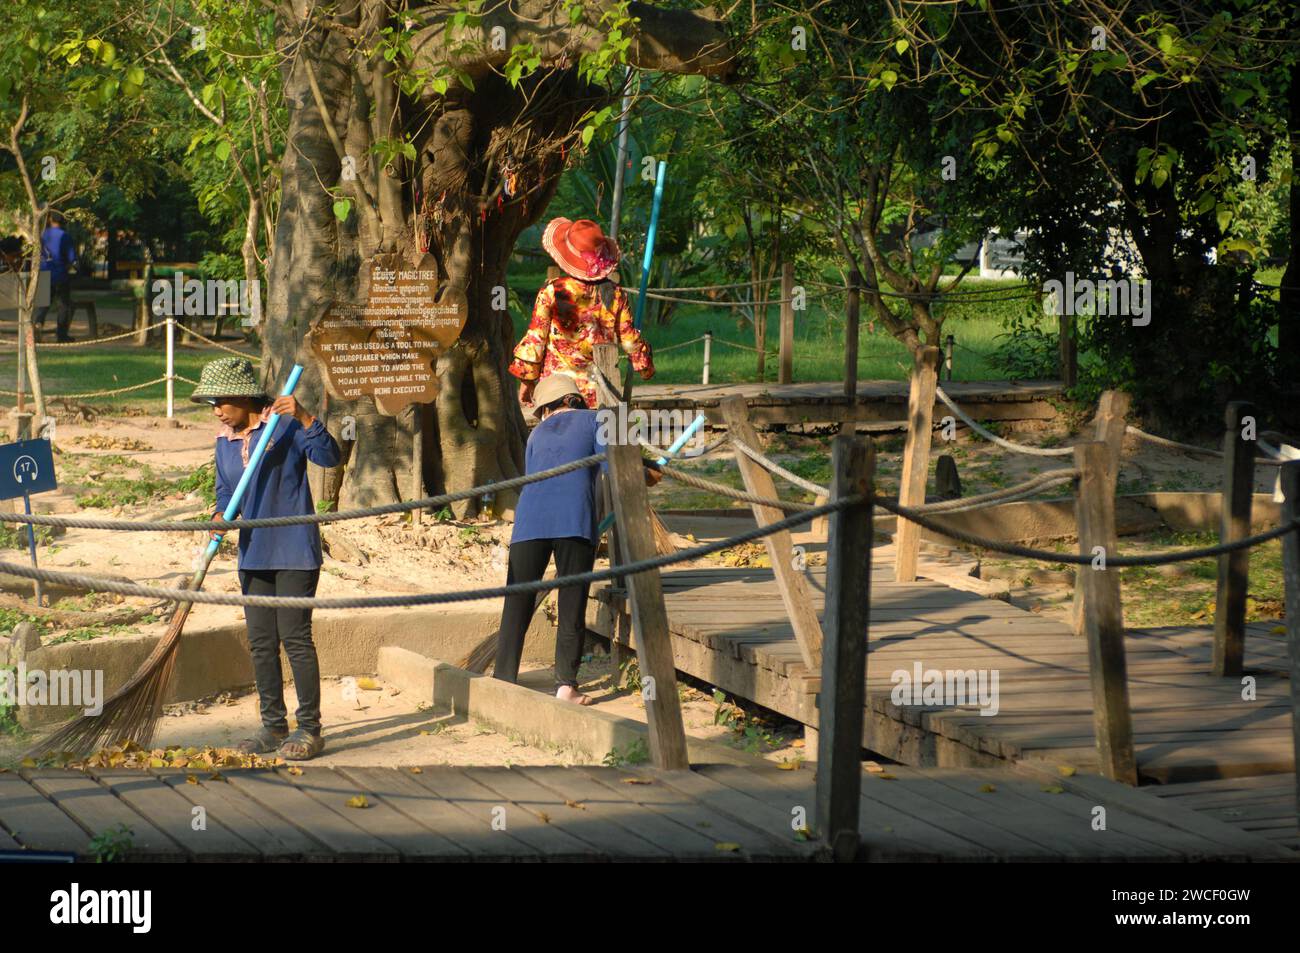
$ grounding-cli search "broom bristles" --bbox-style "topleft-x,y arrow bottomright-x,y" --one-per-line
26,603 -> 190,758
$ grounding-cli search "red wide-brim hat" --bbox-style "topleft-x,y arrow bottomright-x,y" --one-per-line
542,217 -> 621,281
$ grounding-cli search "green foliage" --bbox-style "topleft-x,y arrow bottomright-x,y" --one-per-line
602,737 -> 649,766
89,824 -> 134,863
177,462 -> 217,507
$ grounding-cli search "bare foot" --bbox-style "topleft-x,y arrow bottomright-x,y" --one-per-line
556,685 -> 594,706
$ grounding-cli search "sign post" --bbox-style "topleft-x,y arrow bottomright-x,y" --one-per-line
0,438 -> 57,607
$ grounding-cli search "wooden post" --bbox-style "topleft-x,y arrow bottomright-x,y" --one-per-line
720,395 -> 824,670
815,434 -> 874,862
894,346 -> 942,582
779,261 -> 794,385
1213,401 -> 1255,676
607,439 -> 690,770
1059,314 -> 1077,388
1278,462 -> 1300,829
1072,390 -> 1131,635
701,331 -> 712,386
594,344 -> 629,676
1074,441 -> 1138,785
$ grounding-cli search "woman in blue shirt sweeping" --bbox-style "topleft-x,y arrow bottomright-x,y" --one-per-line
191,357 -> 341,760
495,374 -> 658,705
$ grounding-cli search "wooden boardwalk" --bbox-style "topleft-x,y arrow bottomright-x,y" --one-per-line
592,564 -> 1296,785
629,379 -> 1062,427
1150,773 -> 1298,855
0,762 -> 1288,861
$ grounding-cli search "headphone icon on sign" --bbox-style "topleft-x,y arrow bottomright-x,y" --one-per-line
13,455 -> 38,484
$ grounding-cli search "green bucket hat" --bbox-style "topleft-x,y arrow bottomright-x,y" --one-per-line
189,357 -> 266,404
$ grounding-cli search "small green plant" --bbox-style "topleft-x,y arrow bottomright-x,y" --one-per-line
434,506 -> 453,522
0,664 -> 20,735
619,657 -> 642,693
602,738 -> 649,767
0,523 -> 54,550
176,462 -> 217,506
45,624 -> 137,647
89,824 -> 134,863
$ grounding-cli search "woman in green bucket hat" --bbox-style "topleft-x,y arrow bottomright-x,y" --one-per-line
192,357 -> 341,760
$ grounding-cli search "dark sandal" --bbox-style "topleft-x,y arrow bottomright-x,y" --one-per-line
279,728 -> 325,761
233,727 -> 288,755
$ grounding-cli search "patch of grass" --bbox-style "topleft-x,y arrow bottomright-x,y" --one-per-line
177,462 -> 217,507
76,462 -> 174,508
0,523 -> 54,550
602,738 -> 649,767
45,624 -> 137,647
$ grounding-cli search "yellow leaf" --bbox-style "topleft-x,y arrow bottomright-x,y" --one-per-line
714,842 -> 741,852
1271,625 -> 1286,635
185,774 -> 199,785
790,739 -> 805,749
410,766 -> 423,774
345,795 -> 369,809
777,760 -> 800,771
148,757 -> 168,769
170,756 -> 189,768
621,778 -> 651,785
877,772 -> 896,780
356,677 -> 381,691
536,810 -> 550,823
1057,765 -> 1076,777
1041,784 -> 1065,794
565,800 -> 586,810
287,766 -> 303,776
20,757 -> 36,768
978,784 -> 996,793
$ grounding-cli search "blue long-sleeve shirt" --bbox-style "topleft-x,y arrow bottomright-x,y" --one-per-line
512,409 -> 607,546
214,416 -> 341,571
39,226 -> 76,284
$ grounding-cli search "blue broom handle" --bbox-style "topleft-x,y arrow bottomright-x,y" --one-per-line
597,412 -> 704,535
205,364 -> 304,558
632,159 -> 667,331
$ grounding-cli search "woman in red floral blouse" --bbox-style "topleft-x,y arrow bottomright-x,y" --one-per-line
509,217 -> 654,408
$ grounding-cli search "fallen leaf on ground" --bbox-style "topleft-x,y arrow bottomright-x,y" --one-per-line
185,775 -> 198,785
565,800 -> 586,810
287,766 -> 303,776
1041,784 -> 1065,794
1057,765 -> 1076,777
715,842 -> 741,852
345,795 -> 369,809
876,772 -> 896,780
356,677 -> 381,691
621,778 -> 652,785
410,766 -> 423,774
978,784 -> 996,793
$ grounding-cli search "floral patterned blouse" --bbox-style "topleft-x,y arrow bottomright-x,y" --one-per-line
508,276 -> 654,407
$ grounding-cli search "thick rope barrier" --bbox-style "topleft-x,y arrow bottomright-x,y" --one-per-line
0,454 -> 607,532
1125,425 -> 1283,466
934,386 -> 1074,457
879,496 -> 1300,566
731,439 -> 830,495
894,472 -> 1079,514
34,321 -> 169,348
0,494 -> 858,609
177,324 -> 262,361
0,377 -> 170,400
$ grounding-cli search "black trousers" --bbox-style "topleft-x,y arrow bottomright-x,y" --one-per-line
35,279 -> 73,342
494,537 -> 596,689
239,569 -> 322,735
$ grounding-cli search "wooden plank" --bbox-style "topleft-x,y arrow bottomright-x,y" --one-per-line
157,771 -> 331,861
412,766 -> 600,859
608,437 -> 691,770
465,766 -> 670,860
24,770 -> 185,859
283,767 -> 469,860
572,766 -> 805,860
0,773 -> 88,855
1282,461 -> 1300,833
1073,390 -> 1130,634
594,343 -> 630,677
338,766 -> 531,860
719,394 -> 824,670
816,434 -> 873,861
1074,440 -> 1137,784
90,770 -> 257,860
1213,401 -> 1255,676
894,346 -> 941,582
1014,762 -> 1291,859
519,766 -> 738,860
223,769 -> 399,861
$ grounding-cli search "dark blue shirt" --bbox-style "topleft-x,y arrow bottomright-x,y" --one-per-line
512,409 -> 606,545
39,226 -> 76,284
214,416 -> 341,571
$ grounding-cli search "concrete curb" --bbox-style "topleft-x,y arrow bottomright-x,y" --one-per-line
13,604 -> 560,728
377,646 -> 754,766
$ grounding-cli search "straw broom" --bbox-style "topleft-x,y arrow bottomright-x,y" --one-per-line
31,365 -> 305,756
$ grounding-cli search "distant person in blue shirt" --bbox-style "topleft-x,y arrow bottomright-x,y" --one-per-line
494,374 -> 659,705
35,212 -> 77,342
191,357 -> 341,760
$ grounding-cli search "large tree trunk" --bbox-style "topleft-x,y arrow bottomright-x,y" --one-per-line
264,1 -> 735,513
